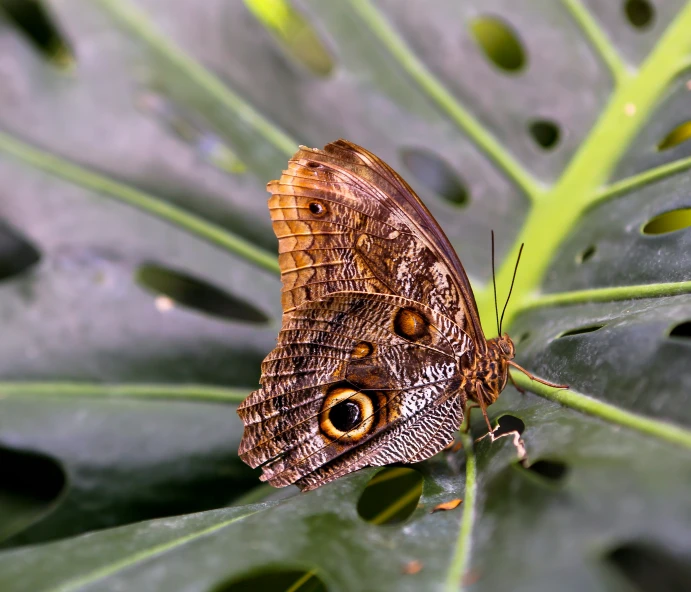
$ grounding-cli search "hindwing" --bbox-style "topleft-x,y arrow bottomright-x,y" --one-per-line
237,292 -> 470,490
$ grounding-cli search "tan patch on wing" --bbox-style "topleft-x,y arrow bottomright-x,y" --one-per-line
267,140 -> 483,344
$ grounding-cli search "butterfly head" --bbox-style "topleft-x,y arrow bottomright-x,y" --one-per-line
496,332 -> 515,359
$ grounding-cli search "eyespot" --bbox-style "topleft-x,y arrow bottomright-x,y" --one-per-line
306,161 -> 321,169
351,341 -> 374,359
319,387 -> 376,441
308,201 -> 326,216
330,400 -> 361,431
393,308 -> 428,341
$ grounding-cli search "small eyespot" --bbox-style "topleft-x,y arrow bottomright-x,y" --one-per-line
393,308 -> 428,341
351,341 -> 374,359
308,201 -> 326,216
306,161 -> 321,169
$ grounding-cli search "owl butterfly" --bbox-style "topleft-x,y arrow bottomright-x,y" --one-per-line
237,140 -> 564,491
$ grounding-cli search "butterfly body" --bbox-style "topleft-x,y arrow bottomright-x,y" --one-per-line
467,334 -> 516,406
237,140 -> 560,491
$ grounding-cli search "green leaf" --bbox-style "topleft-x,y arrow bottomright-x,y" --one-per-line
0,392 -> 259,546
0,0 -> 690,590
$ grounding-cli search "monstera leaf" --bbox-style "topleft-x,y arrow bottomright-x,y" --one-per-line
0,0 -> 690,590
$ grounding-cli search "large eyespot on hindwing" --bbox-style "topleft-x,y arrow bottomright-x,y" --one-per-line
393,307 -> 428,341
319,386 -> 377,442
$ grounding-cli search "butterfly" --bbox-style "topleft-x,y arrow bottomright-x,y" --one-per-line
237,140 -> 564,491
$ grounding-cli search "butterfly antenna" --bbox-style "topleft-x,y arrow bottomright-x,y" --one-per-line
499,243 -> 524,334
491,231 -> 500,336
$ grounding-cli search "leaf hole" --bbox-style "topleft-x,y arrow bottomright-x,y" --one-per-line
576,244 -> 597,264
0,447 -> 67,541
136,92 -> 246,175
641,208 -> 691,235
514,332 -> 530,345
656,121 -> 691,151
1,0 -> 74,67
400,148 -> 469,207
493,415 -> 525,437
357,467 -> 422,526
623,0 -> 655,30
244,0 -> 334,77
0,221 -> 41,281
521,459 -> 569,483
669,320 -> 691,340
214,568 -> 328,592
529,120 -> 561,150
558,324 -> 605,338
470,16 -> 526,72
605,541 -> 691,592
135,263 -> 269,324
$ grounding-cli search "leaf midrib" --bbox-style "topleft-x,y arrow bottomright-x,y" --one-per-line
45,508 -> 263,592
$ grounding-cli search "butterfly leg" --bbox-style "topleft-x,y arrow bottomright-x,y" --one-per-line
475,386 -> 495,437
507,360 -> 568,389
443,438 -> 463,453
460,402 -> 480,434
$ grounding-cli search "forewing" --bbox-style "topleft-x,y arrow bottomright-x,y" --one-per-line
236,292 -> 470,490
268,139 -> 485,347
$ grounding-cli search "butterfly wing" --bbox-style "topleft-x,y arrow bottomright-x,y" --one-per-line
268,139 -> 485,348
237,292 -> 470,490
238,140 -> 481,490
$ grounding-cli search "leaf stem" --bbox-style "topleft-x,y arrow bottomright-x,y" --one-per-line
515,280 -> 691,311
563,0 -> 631,85
285,571 -> 317,592
347,0 -> 541,201
0,381 -> 248,402
446,431 -> 476,592
477,2 -> 691,329
94,0 -> 296,157
592,155 -> 691,206
0,131 -> 280,274
512,376 -> 691,449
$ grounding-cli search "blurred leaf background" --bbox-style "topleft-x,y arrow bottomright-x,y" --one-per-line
0,0 -> 690,591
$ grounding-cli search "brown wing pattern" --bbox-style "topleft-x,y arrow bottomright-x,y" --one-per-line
237,292 -> 470,490
269,139 -> 485,347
